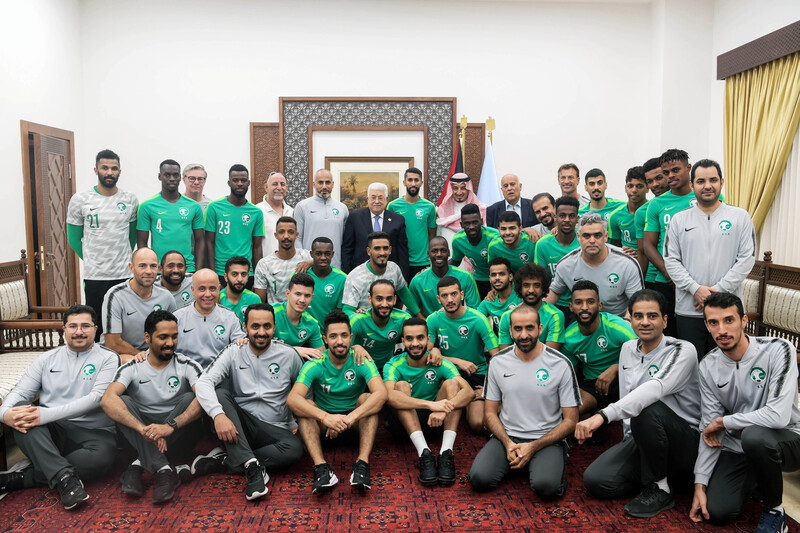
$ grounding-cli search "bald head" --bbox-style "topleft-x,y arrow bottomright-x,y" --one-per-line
130,248 -> 159,288
500,173 -> 522,204
265,172 -> 288,204
192,268 -> 221,314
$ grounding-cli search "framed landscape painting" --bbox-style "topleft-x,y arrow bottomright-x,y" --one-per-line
324,156 -> 414,211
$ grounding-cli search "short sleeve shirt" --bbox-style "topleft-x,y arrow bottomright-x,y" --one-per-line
388,197 -> 437,267
204,198 -> 265,275
253,249 -> 313,305
273,302 -> 324,348
350,309 -> 411,371
342,261 -> 407,310
67,187 -> 139,280
137,193 -> 204,270
579,198 -> 626,221
608,204 -> 639,249
383,354 -> 460,401
307,268 -> 347,324
644,191 -> 696,283
498,301 -> 565,346
451,227 -> 500,282
487,235 -> 536,274
409,266 -> 481,316
296,349 -> 380,413
534,233 -> 580,308
478,293 -> 522,334
427,307 -> 498,376
112,353 -> 202,416
220,288 -> 262,324
561,312 -> 636,380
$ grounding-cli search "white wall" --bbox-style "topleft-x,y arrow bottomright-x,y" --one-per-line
0,0 -> 82,259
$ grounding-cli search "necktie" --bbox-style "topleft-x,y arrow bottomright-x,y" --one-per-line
374,215 -> 381,232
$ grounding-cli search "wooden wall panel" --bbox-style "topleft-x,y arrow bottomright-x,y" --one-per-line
250,122 -> 280,204
458,122 -> 486,192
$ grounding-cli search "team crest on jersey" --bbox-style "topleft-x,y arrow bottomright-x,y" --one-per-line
153,304 -> 162,311
647,364 -> 659,377
242,213 -> 251,224
387,330 -> 398,340
519,252 -> 530,262
268,363 -> 280,376
332,208 -> 340,216
214,325 -> 226,336
116,202 -> 127,212
415,208 -> 424,218
536,368 -> 549,383
719,220 -> 732,234
425,369 -> 437,382
344,369 -> 356,381
689,199 -> 698,208
607,272 -> 620,286
325,284 -> 335,295
298,329 -> 308,340
458,325 -> 469,337
480,248 -> 489,258
82,364 -> 96,379
179,207 -> 189,217
181,291 -> 191,302
167,376 -> 180,389
597,336 -> 609,349
750,366 -> 766,386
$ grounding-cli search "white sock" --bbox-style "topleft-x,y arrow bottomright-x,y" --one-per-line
131,459 -> 142,467
655,477 -> 670,493
773,505 -> 785,513
158,465 -> 172,472
441,430 -> 457,453
244,458 -> 258,468
409,431 -> 428,457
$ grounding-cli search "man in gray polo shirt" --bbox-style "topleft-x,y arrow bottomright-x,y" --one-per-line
294,169 -> 349,269
158,250 -> 194,309
174,269 -> 245,368
546,212 -> 643,317
103,248 -> 177,363
0,305 -> 118,510
101,310 -> 205,503
193,302 -> 304,501
468,305 -> 580,499
664,159 -> 756,359
253,216 -> 312,305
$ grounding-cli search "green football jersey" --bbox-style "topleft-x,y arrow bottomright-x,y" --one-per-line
477,292 -> 522,334
272,302 -> 324,348
451,226 -> 500,282
608,203 -> 640,249
296,349 -> 380,413
204,198 -> 265,275
534,233 -> 579,308
383,354 -> 460,401
578,198 -> 626,221
487,235 -> 536,273
219,287 -> 262,324
308,268 -> 347,325
633,200 -> 657,282
350,308 -> 411,371
497,301 -> 565,346
387,197 -> 437,267
137,193 -> 204,270
409,265 -> 481,316
427,307 -> 498,376
561,312 -> 636,380
644,191 -> 698,284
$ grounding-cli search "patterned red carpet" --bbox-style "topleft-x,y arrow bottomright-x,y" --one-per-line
0,422 -> 794,532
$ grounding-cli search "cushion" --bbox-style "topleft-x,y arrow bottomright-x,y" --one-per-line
762,285 -> 800,335
0,280 -> 28,321
741,278 -> 760,316
0,352 -> 42,403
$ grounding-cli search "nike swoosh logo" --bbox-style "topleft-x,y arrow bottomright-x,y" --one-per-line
310,210 -> 318,213
664,206 -> 677,211
573,278 -> 583,281
126,311 -> 137,316
157,211 -> 166,215
139,380 -> 151,384
326,377 -> 334,381
684,227 -> 696,232
621,366 -> 631,370
717,382 -> 729,388
223,214 -> 230,217
89,207 -> 99,211
271,272 -> 280,276
239,365 -> 248,369
503,373 -> 515,378
423,288 -> 432,292
182,328 -> 194,333
49,369 -> 62,373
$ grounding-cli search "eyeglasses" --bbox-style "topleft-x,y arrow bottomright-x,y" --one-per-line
185,177 -> 206,183
65,323 -> 97,331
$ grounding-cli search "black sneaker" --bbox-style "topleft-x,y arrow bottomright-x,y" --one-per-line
312,463 -> 338,494
350,460 -> 371,490
152,468 -> 181,504
175,464 -> 192,484
623,483 -> 675,518
438,449 -> 456,486
244,461 -> 269,501
120,464 -> 145,498
191,447 -> 227,476
418,449 -> 437,486
55,472 -> 90,510
755,508 -> 788,533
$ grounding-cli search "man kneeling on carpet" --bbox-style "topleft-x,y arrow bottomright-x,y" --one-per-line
101,310 -> 206,503
383,317 -> 473,486
468,305 -> 580,499
192,302 -> 305,501
0,305 -> 118,510
287,309 -> 387,494
576,289 -> 700,518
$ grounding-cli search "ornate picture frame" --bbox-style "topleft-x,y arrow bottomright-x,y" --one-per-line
323,156 -> 414,211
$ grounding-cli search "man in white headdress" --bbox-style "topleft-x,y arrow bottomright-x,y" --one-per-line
435,173 -> 487,247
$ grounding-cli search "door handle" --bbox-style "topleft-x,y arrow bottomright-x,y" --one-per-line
40,245 -> 46,272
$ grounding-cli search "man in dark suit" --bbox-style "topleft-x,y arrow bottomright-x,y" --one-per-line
342,182 -> 410,280
485,173 -> 539,229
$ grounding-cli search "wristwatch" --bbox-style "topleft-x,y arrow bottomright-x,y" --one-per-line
167,418 -> 178,430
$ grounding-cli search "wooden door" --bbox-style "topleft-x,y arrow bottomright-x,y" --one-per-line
20,121 -> 80,308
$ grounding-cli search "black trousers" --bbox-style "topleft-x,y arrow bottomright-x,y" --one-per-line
676,315 -> 716,360
645,281 -> 677,337
84,278 -> 128,340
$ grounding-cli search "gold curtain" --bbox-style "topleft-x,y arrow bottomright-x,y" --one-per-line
724,51 -> 800,233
